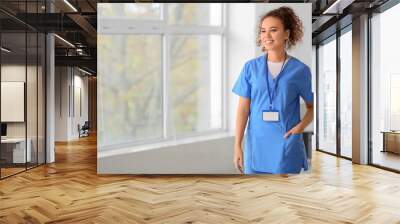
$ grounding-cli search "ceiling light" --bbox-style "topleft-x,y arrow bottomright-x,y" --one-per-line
78,67 -> 92,76
323,0 -> 355,15
54,34 -> 75,48
1,47 -> 11,53
63,0 -> 78,12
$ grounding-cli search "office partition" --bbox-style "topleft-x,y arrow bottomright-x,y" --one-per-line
0,1 -> 47,179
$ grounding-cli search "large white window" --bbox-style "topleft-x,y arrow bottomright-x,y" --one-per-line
98,3 -> 162,20
98,3 -> 225,150
169,35 -> 222,136
371,3 -> 400,171
168,3 -> 222,26
317,28 -> 352,159
339,28 -> 352,158
318,37 -> 337,155
98,34 -> 163,147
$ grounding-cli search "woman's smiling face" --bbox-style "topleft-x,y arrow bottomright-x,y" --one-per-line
260,16 -> 290,52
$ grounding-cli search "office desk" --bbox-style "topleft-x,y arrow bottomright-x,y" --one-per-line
1,138 -> 31,163
381,131 -> 400,154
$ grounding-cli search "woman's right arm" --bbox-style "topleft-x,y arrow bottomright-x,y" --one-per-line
234,96 -> 251,173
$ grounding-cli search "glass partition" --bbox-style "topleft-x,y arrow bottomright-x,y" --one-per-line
0,1 -> 46,179
38,32 -> 45,165
1,31 -> 28,177
27,30 -> 38,169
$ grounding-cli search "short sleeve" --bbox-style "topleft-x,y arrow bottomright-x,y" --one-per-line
232,62 -> 251,98
299,66 -> 314,104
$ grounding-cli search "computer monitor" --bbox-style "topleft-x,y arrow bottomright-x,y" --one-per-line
1,123 -> 7,137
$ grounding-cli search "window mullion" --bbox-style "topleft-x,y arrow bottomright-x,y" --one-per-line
222,3 -> 227,131
163,34 -> 169,140
162,4 -> 169,140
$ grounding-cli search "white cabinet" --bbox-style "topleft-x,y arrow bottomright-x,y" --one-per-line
1,138 -> 32,163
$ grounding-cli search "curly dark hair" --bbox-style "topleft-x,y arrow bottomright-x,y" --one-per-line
256,6 -> 303,51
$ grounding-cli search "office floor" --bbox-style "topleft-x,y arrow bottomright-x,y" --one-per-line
0,163 -> 44,178
0,167 -> 25,177
0,135 -> 400,223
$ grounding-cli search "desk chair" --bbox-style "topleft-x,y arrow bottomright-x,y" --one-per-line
78,121 -> 90,138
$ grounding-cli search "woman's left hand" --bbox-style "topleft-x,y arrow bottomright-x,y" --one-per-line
284,124 -> 304,138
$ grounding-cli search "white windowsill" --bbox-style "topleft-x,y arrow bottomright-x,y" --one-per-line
98,131 -> 234,158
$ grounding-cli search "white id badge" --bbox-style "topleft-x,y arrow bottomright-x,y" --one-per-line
263,110 -> 279,122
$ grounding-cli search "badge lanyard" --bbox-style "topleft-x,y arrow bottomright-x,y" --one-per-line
266,53 -> 287,110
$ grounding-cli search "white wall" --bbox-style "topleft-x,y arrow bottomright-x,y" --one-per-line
55,67 -> 69,141
227,4 -> 256,132
1,65 -> 38,137
71,73 -> 89,138
1,66 -> 26,133
55,67 -> 89,141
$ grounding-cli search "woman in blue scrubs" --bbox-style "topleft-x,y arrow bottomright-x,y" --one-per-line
232,6 -> 314,175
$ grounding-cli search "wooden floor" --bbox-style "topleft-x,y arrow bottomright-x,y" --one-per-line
1,135 -> 400,223
0,167 -> 26,178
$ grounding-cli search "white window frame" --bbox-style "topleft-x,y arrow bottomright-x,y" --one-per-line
389,73 -> 400,130
98,3 -> 228,150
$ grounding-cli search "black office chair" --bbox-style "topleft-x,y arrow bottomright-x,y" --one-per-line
79,121 -> 90,138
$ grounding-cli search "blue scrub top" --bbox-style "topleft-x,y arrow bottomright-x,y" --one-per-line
232,54 -> 313,174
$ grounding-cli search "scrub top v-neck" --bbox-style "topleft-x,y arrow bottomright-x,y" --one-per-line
232,54 -> 313,174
